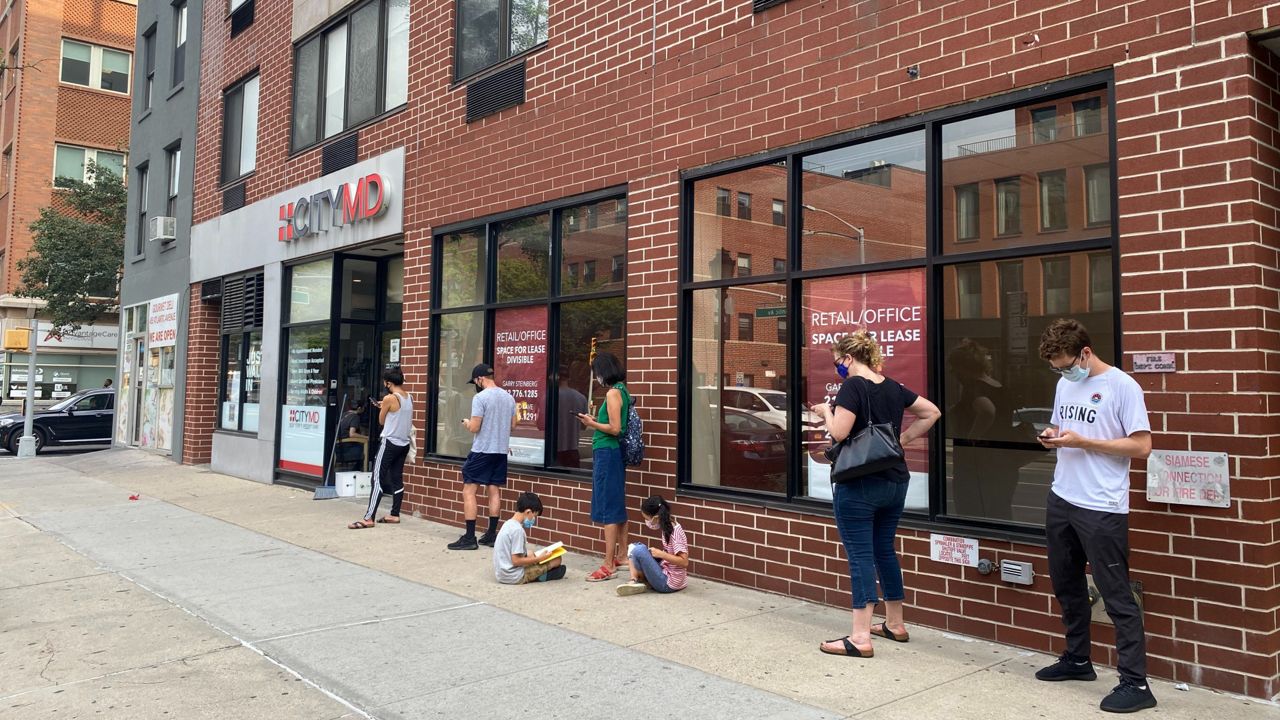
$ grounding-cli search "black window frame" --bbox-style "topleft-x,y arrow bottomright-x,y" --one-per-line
737,191 -> 752,220
218,272 -> 265,435
427,187 -> 628,474
172,0 -> 187,88
134,163 -> 148,256
221,72 -> 259,184
771,199 -> 785,226
290,0 -> 410,152
454,0 -> 549,82
165,143 -> 181,218
676,71 -> 1121,540
141,26 -> 156,111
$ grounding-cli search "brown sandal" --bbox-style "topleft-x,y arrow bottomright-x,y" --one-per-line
819,636 -> 873,658
871,622 -> 909,643
347,519 -> 376,529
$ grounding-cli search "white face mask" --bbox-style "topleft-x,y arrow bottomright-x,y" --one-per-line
644,517 -> 660,530
1060,355 -> 1090,383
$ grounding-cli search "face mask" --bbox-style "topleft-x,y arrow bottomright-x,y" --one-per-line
522,516 -> 536,530
1060,362 -> 1089,383
644,517 -> 661,530
835,362 -> 850,380
474,383 -> 482,394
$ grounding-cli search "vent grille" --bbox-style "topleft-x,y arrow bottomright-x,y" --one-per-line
753,0 -> 787,11
466,61 -> 526,122
223,182 -> 246,213
321,134 -> 358,175
219,273 -> 264,333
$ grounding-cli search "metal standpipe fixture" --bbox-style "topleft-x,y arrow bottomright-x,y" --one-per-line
16,306 -> 38,458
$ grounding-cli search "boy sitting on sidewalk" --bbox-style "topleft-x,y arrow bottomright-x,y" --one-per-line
494,492 -> 567,584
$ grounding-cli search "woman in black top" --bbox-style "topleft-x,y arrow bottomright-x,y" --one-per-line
812,331 -> 940,658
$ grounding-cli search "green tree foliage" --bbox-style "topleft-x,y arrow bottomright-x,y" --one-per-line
16,161 -> 126,333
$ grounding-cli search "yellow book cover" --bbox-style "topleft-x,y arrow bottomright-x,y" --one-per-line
537,541 -> 565,564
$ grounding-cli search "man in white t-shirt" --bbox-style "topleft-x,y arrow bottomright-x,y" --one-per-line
1034,319 -> 1155,714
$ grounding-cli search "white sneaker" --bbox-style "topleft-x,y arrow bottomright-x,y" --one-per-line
616,581 -> 648,596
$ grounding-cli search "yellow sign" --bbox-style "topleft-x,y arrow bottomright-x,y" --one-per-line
2,327 -> 30,351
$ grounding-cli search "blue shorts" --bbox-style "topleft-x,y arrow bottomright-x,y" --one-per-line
590,447 -> 627,525
462,452 -> 508,486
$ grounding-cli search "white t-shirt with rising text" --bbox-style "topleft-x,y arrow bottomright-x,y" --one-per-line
1050,367 -> 1151,514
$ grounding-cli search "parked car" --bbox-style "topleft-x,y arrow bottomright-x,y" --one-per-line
0,388 -> 115,454
720,408 -> 787,493
698,385 -> 820,430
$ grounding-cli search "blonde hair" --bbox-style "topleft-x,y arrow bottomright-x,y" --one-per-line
833,331 -> 883,370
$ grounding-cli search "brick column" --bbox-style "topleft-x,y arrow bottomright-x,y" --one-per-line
1115,35 -> 1280,698
182,285 -> 219,465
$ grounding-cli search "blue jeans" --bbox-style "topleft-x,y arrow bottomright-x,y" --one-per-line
832,476 -> 908,609
627,543 -> 677,593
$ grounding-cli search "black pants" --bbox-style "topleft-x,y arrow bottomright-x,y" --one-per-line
365,439 -> 409,520
1046,491 -> 1147,684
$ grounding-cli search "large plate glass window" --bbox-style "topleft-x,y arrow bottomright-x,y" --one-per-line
279,259 -> 334,477
679,79 -> 1117,530
291,0 -> 411,150
430,193 -> 627,470
456,0 -> 549,79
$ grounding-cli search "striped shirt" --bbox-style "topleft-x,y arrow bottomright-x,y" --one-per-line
661,523 -> 689,591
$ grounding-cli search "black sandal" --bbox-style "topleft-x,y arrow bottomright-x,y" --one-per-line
820,636 -> 872,657
871,621 -> 910,643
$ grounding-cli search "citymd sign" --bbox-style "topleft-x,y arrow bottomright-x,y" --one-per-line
277,173 -> 392,242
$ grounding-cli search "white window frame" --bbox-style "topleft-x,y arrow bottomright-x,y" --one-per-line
53,144 -> 127,188
59,39 -> 132,95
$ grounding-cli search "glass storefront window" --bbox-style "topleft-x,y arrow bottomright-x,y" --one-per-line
688,281 -> 789,496
341,258 -> 378,320
434,311 -> 484,458
940,252 -> 1113,525
440,228 -> 486,308
243,332 -> 262,433
800,269 -> 928,507
386,255 -> 405,323
941,89 -> 1111,253
289,258 -> 333,323
691,162 -> 786,282
279,325 -> 330,476
496,213 -> 550,302
555,296 -> 625,470
561,197 -> 627,295
801,131 -> 926,270
220,335 -> 242,430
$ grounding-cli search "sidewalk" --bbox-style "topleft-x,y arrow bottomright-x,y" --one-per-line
2,448 -> 1277,720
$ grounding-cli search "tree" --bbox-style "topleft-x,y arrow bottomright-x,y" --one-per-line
16,161 -> 126,333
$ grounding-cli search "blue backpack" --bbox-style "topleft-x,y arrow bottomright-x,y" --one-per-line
618,394 -> 645,466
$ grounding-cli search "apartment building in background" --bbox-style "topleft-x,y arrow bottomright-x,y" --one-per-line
0,0 -> 135,411
174,0 -> 1280,698
116,0 -> 201,454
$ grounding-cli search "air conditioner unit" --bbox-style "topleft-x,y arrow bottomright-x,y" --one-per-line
148,216 -> 176,242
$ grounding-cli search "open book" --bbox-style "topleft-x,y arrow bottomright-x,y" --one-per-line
537,541 -> 566,564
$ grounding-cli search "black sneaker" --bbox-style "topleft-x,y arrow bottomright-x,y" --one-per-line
1035,653 -> 1097,682
477,531 -> 497,547
447,534 -> 478,550
1100,680 -> 1157,713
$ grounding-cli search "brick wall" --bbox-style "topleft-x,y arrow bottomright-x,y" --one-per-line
187,0 -> 1280,697
181,283 -> 217,464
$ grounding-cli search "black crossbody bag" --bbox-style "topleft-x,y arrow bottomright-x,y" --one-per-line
827,378 -> 905,483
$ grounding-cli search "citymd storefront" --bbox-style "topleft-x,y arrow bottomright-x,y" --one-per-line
189,148 -> 405,484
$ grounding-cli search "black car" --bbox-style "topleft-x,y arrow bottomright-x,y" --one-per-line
0,388 -> 115,454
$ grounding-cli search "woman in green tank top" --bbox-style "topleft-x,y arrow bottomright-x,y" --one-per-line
576,351 -> 631,582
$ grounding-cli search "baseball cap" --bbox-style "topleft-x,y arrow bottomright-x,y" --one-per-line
467,363 -> 494,384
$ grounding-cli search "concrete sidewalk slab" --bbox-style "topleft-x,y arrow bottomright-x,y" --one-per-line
6,449 -> 1279,720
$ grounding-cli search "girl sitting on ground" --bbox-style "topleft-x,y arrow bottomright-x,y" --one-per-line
616,495 -> 689,596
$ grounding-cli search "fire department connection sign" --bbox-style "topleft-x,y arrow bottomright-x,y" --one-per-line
1146,449 -> 1231,508
929,533 -> 980,568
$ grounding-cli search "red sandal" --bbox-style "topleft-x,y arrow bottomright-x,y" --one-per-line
585,565 -> 616,582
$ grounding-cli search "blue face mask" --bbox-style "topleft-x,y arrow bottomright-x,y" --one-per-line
521,516 -> 537,530
834,361 -> 850,380
1060,363 -> 1089,383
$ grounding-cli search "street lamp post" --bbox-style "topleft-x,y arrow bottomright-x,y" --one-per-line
16,305 -> 38,458
801,204 -> 865,265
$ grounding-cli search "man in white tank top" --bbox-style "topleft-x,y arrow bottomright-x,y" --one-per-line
349,367 -> 413,529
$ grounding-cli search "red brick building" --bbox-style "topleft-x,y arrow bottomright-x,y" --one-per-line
185,0 -> 1280,697
0,0 -> 133,406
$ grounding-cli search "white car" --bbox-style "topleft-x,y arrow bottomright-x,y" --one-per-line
697,386 -> 820,430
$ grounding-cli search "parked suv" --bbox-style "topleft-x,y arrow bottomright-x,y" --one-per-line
0,388 -> 115,454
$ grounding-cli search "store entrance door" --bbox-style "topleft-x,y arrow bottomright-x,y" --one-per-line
330,249 -> 404,476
